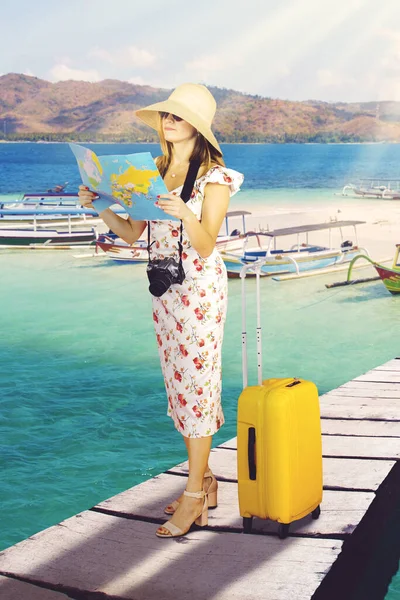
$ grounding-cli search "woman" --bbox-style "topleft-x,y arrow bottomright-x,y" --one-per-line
78,83 -> 243,538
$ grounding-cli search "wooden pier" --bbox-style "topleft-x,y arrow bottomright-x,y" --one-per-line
0,358 -> 399,600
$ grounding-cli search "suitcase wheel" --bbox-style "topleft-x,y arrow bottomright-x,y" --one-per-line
278,523 -> 290,539
312,505 -> 321,520
243,517 -> 253,534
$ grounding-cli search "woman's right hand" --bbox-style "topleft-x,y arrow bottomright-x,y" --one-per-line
78,185 -> 98,210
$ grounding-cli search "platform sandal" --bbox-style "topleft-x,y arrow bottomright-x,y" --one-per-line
156,490 -> 208,538
164,470 -> 218,515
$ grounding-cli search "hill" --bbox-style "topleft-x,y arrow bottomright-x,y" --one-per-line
1,73 -> 400,143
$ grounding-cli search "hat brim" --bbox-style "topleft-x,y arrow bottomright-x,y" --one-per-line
135,99 -> 222,155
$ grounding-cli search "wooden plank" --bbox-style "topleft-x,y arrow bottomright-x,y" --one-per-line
98,473 -> 188,519
320,404 -> 400,421
334,381 -> 400,392
321,395 -> 400,406
320,375 -> 400,419
0,511 -> 342,600
321,419 -> 400,437
97,476 -> 374,537
221,434 -> 400,459
322,436 -> 400,459
354,371 -> 400,383
367,359 -> 400,371
0,576 -> 68,600
171,446 -> 395,491
322,387 -> 400,398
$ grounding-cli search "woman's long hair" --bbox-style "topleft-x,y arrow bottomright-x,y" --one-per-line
156,114 -> 225,177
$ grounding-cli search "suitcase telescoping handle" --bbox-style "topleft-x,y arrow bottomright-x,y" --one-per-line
239,260 -> 264,389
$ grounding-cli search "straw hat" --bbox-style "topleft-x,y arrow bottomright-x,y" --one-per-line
135,83 -> 222,154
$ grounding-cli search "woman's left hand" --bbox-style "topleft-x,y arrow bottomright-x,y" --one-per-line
156,194 -> 194,222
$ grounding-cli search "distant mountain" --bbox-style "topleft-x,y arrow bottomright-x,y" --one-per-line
1,73 -> 400,143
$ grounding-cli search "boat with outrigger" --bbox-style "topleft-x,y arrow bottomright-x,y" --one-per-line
341,178 -> 400,200
0,190 -> 127,248
220,220 -> 369,280
92,210 -> 250,263
0,206 -> 99,248
327,245 -> 400,295
94,233 -> 148,263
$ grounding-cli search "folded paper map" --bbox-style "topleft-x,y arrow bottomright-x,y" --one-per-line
70,143 -> 176,220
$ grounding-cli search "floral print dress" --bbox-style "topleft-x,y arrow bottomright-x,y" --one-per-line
149,165 -> 244,438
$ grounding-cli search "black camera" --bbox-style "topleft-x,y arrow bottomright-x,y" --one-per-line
147,256 -> 185,297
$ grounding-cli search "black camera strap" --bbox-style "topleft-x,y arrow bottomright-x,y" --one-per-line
147,159 -> 201,263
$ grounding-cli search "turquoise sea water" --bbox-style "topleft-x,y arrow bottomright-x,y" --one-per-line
0,143 -> 399,597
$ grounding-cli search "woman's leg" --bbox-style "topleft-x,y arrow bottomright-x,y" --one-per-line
164,437 -> 213,513
184,436 -> 211,477
157,435 -> 212,535
185,435 -> 212,492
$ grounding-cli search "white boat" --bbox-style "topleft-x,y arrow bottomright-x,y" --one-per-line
221,220 -> 369,279
94,210 -> 252,264
0,207 -> 97,248
0,227 -> 96,248
0,205 -> 100,229
95,234 -> 148,263
342,179 -> 400,199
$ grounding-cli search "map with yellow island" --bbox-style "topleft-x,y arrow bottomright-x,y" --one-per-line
70,143 -> 173,221
111,166 -> 159,193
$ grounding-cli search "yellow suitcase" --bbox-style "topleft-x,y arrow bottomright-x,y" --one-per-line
237,262 -> 323,538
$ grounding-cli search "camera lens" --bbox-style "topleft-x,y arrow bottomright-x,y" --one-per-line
149,279 -> 169,297
146,257 -> 185,297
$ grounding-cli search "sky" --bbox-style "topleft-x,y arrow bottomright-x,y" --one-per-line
1,0 -> 400,103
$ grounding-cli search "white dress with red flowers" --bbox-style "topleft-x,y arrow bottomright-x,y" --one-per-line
149,165 -> 244,438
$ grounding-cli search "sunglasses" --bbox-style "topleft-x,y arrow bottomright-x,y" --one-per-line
159,111 -> 183,122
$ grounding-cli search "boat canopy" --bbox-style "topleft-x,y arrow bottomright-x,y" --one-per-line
262,220 -> 366,238
224,210 -> 252,236
225,210 -> 252,217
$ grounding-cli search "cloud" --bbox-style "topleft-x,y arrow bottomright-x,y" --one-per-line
88,47 -> 114,63
185,56 -> 226,72
184,53 -> 244,87
368,26 -> 400,99
87,45 -> 157,68
381,53 -> 400,74
317,69 -> 355,87
127,76 -> 147,85
49,63 -> 102,82
378,27 -> 400,43
127,46 -> 156,67
377,80 -> 400,100
187,0 -> 367,95
378,29 -> 400,74
3,0 -> 400,103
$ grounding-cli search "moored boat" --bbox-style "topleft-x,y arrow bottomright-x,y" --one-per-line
0,208 -> 97,248
95,232 -> 246,264
0,227 -> 96,248
342,178 -> 400,200
345,245 -> 400,295
221,220 -> 368,279
95,234 -> 148,263
94,210 -> 252,264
